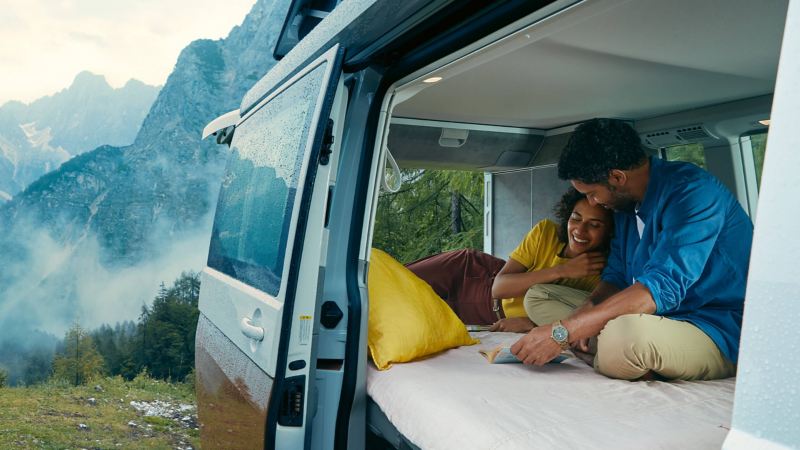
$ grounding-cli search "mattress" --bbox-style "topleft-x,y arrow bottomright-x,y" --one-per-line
367,331 -> 735,450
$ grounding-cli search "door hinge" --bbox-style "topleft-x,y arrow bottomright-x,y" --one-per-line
319,118 -> 334,166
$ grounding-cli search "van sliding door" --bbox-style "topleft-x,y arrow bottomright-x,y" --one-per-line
196,45 -> 343,449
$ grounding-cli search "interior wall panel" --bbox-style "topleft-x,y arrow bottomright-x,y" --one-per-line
491,166 -> 570,260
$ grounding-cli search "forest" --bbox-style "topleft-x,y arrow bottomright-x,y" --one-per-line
0,272 -> 200,387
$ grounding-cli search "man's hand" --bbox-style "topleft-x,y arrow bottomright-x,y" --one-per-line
510,325 -> 562,365
557,252 -> 606,279
489,317 -> 535,333
568,302 -> 595,353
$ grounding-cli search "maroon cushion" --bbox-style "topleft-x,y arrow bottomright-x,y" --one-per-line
405,249 -> 505,325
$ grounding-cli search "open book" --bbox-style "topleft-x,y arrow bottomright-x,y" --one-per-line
479,345 -> 570,364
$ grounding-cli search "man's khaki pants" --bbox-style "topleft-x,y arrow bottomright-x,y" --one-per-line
523,284 -> 736,381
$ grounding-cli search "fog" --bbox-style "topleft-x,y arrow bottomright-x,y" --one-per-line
2,217 -> 213,325
0,209 -> 216,384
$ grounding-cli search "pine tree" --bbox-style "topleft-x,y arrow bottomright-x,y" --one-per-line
374,169 -> 484,262
136,271 -> 200,381
23,349 -> 53,385
52,322 -> 105,385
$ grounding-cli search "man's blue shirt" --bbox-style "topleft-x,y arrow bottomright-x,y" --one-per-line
601,157 -> 753,363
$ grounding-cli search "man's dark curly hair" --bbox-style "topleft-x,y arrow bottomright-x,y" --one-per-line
553,187 -> 613,250
557,118 -> 647,184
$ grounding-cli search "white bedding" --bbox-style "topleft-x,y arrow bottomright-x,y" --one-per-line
367,332 -> 735,450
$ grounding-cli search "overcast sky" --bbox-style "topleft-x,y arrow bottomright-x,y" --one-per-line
0,0 -> 258,105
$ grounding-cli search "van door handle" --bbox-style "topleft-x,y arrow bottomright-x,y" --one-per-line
240,317 -> 265,341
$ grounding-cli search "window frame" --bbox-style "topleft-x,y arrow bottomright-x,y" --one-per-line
207,60 -> 331,297
738,130 -> 768,217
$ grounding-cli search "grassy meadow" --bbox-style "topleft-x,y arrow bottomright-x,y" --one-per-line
0,374 -> 198,449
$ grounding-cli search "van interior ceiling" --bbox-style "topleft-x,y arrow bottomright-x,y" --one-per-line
384,0 -> 786,174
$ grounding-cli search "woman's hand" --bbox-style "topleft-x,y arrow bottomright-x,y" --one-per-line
489,317 -> 535,333
557,251 -> 606,279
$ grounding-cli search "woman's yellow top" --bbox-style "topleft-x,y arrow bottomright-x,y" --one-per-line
501,219 -> 600,318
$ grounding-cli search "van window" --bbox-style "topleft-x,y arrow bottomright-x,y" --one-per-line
373,169 -> 484,263
663,143 -> 706,169
750,132 -> 768,189
207,63 -> 328,296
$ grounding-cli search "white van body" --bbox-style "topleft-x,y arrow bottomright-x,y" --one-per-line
196,0 -> 800,448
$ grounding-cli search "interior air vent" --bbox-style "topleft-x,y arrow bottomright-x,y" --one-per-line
675,125 -> 712,141
640,124 -> 718,149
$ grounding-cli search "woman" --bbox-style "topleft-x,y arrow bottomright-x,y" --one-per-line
405,188 -> 613,329
489,188 -> 613,333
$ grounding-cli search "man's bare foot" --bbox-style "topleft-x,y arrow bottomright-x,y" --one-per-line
572,349 -> 595,366
636,370 -> 667,382
489,317 -> 535,333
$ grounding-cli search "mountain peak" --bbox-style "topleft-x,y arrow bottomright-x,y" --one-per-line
122,78 -> 146,89
70,71 -> 111,90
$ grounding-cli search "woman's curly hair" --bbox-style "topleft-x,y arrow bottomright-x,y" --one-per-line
553,187 -> 587,243
553,187 -> 614,251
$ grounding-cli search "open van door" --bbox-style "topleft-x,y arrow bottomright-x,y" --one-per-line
724,1 -> 800,448
195,44 -> 343,449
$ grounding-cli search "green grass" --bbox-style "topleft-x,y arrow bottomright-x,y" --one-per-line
0,375 -> 199,449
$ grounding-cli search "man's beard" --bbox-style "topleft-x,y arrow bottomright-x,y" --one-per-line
608,187 -> 638,212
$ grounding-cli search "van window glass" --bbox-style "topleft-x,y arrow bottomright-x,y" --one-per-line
664,143 -> 706,169
373,169 -> 484,263
208,62 -> 327,296
750,132 -> 768,189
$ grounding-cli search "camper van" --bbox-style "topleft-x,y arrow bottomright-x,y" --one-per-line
197,0 -> 800,448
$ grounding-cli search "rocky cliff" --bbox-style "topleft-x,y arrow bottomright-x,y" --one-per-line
0,0 -> 289,336
0,72 -> 160,199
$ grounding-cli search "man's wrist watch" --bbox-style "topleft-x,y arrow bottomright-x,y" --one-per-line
551,320 -> 570,350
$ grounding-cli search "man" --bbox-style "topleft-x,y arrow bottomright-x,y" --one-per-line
511,118 -> 752,380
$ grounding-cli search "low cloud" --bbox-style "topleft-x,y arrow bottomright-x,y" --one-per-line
0,213 -> 213,338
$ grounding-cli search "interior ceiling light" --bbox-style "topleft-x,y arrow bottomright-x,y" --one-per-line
423,76 -> 443,84
758,119 -> 771,126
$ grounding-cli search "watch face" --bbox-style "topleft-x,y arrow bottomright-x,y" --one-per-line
552,325 -> 568,342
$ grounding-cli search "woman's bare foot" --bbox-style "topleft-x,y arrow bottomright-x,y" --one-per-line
489,317 -> 535,333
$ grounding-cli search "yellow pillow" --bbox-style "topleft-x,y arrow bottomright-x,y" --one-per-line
368,248 -> 478,370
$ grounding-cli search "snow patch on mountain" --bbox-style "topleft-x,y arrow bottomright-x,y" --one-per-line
0,72 -> 160,196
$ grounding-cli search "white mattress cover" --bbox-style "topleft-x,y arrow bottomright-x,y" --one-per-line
367,332 -> 735,450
